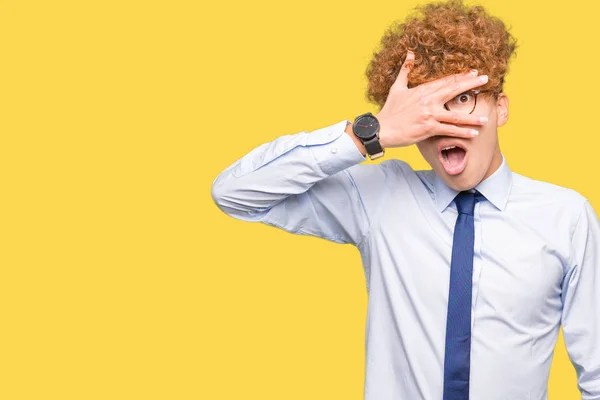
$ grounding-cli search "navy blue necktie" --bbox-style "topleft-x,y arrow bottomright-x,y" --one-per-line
443,190 -> 485,400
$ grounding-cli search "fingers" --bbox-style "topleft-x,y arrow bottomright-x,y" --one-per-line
433,110 -> 488,127
390,51 -> 415,91
429,121 -> 480,138
417,69 -> 479,95
434,74 -> 489,103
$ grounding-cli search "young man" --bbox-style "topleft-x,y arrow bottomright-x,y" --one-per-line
211,0 -> 600,399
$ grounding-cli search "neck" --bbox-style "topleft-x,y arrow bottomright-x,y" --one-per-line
481,147 -> 503,182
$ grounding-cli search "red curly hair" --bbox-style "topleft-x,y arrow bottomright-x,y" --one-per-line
365,0 -> 518,109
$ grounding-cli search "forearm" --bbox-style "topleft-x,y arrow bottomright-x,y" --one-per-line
211,119 -> 366,220
344,121 -> 367,156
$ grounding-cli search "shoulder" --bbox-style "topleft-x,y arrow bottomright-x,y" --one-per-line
511,172 -> 587,204
510,171 -> 588,221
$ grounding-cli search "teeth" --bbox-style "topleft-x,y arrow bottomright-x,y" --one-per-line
441,145 -> 457,164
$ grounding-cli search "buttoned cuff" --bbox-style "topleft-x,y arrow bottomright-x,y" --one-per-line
307,119 -> 366,175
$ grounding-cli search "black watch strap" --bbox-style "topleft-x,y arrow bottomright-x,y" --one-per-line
363,136 -> 385,160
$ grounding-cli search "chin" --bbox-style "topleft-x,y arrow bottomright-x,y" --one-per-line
443,176 -> 477,191
434,162 -> 482,192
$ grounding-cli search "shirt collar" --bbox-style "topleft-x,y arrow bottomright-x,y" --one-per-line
433,153 -> 513,212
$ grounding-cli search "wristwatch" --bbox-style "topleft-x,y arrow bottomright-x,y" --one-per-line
352,112 -> 385,160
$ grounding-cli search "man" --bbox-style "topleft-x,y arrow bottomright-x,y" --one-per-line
211,0 -> 600,399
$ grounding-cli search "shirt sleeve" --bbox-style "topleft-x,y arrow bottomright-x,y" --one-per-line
562,200 -> 600,400
211,119 -> 384,246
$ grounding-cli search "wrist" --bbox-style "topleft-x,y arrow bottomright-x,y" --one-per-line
378,129 -> 389,149
373,113 -> 388,149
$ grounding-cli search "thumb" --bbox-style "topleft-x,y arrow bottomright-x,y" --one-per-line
391,51 -> 414,90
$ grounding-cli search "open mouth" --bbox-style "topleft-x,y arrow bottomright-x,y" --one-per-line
439,145 -> 468,175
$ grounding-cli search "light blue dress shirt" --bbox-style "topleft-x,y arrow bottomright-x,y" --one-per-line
211,119 -> 600,400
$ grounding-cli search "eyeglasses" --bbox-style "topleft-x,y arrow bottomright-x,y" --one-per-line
444,90 -> 484,114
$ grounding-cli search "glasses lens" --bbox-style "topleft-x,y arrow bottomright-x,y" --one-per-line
445,91 -> 476,113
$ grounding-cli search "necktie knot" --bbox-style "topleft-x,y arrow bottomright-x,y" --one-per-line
454,191 -> 484,216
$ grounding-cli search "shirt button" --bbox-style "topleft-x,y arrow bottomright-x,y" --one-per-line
331,148 -> 338,154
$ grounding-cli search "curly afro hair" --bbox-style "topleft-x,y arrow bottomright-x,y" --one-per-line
365,0 -> 518,109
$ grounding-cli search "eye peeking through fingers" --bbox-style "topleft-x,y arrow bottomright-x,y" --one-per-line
444,90 -> 481,114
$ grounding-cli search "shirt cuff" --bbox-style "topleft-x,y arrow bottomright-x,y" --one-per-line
307,119 -> 366,175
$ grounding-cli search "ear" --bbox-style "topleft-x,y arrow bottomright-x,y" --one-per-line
496,93 -> 509,127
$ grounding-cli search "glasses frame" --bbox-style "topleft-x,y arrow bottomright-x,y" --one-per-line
444,89 -> 483,114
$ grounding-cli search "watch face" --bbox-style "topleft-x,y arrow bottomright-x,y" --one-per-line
354,115 -> 379,139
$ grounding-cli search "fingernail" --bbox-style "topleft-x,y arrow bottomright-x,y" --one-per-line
479,75 -> 488,82
406,51 -> 415,60
480,116 -> 488,123
471,129 -> 479,136
469,69 -> 478,76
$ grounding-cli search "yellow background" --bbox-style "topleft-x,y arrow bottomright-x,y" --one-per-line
1,0 -> 598,398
